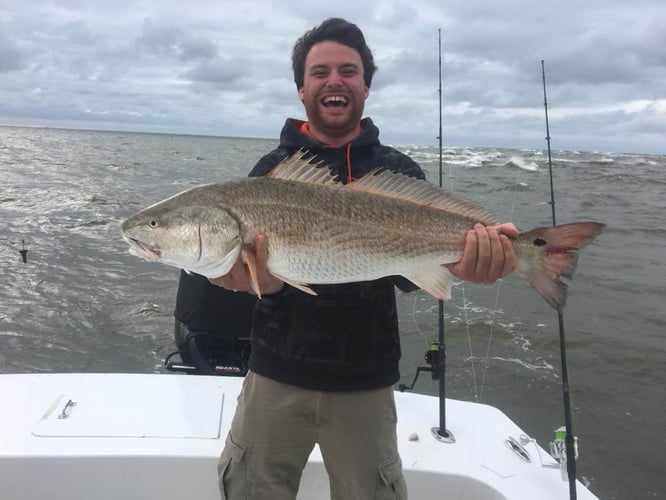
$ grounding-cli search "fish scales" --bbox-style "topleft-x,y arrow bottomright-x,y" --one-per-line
212,178 -> 472,280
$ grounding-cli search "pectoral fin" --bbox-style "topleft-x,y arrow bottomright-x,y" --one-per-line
241,248 -> 262,299
241,249 -> 317,299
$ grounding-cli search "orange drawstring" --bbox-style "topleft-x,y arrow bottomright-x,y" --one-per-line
299,121 -> 353,183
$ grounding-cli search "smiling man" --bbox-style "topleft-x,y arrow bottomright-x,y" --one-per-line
210,18 -> 517,500
296,40 -> 368,145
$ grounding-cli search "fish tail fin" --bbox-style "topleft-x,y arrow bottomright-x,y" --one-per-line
517,222 -> 606,311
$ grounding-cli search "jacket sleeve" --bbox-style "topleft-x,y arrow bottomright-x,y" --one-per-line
378,146 -> 426,181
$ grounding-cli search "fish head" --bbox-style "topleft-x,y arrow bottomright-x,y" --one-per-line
120,200 -> 242,279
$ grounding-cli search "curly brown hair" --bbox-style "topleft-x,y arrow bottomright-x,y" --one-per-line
291,18 -> 378,90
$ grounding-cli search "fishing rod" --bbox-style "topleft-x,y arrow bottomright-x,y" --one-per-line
542,59 -> 578,499
398,28 -> 454,444
434,28 -> 453,443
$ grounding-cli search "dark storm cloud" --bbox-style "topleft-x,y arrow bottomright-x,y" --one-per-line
0,1 -> 663,153
179,57 -> 247,87
135,19 -> 218,61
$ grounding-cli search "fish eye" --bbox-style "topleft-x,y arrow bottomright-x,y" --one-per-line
149,219 -> 159,228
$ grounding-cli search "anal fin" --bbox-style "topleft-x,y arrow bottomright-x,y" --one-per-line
407,266 -> 455,301
271,272 -> 318,296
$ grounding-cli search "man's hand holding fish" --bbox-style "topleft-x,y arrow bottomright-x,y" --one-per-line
208,234 -> 284,296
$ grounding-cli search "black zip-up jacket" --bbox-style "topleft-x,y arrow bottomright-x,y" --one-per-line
247,118 -> 425,391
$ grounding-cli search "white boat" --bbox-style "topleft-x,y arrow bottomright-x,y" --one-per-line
0,371 -> 599,499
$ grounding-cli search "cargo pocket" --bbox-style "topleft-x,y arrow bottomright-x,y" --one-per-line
217,434 -> 248,500
376,455 -> 407,500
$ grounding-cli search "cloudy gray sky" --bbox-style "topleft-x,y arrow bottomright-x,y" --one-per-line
1,0 -> 664,153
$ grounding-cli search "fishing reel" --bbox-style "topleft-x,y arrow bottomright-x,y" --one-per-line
398,341 -> 443,392
549,427 -> 579,481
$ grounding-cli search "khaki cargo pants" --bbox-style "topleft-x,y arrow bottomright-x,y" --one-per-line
217,371 -> 407,500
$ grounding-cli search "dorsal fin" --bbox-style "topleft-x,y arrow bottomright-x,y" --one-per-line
347,168 -> 497,224
266,150 -> 340,186
266,151 -> 497,224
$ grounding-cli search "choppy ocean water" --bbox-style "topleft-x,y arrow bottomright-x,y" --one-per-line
0,125 -> 664,499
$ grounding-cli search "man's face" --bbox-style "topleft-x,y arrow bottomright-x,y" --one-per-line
298,40 -> 369,143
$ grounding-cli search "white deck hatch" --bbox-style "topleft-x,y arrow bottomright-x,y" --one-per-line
31,375 -> 225,438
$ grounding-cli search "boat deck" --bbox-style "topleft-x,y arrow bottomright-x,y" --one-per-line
0,373 -> 599,499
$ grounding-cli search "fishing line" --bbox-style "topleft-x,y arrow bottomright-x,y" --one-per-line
459,286 -> 479,400
445,156 -> 525,402
477,159 -> 524,402
407,292 -> 433,348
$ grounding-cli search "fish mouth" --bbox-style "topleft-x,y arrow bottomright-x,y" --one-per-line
125,236 -> 161,262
